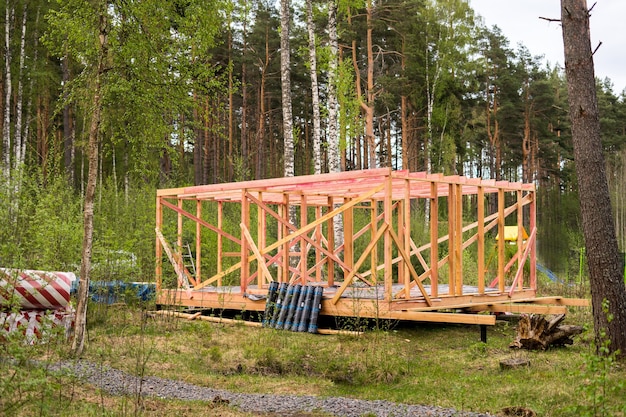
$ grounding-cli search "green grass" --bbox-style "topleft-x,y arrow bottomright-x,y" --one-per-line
4,302 -> 625,416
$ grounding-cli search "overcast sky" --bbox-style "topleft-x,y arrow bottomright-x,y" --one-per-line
469,0 -> 626,95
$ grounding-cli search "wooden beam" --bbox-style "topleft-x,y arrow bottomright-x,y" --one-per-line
155,228 -> 192,294
477,186 -> 485,294
388,227 -> 433,306
497,189 -> 505,293
196,199 -> 202,284
330,223 -> 389,305
430,182 -> 439,297
465,304 -> 568,315
156,196 -> 163,292
528,297 -> 590,307
241,223 -> 273,285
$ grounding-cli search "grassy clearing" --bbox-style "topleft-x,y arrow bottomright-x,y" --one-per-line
78,301 -> 624,417
3,299 -> 625,416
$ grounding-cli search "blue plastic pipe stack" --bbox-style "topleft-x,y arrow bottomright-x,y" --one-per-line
264,283 -> 324,333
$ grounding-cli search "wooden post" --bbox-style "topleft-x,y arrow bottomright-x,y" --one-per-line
384,174 -> 393,301
315,206 -> 322,282
530,189 -> 537,290
371,200 -> 378,284
477,186 -> 485,295
177,198 -> 183,277
430,181 -> 439,298
282,194 -> 289,282
397,194 -> 405,288
455,183 -> 463,295
498,189 -> 505,293
196,199 -> 202,284
156,196 -> 163,291
448,183 -> 456,296
241,190 -> 250,292
258,191 -> 266,287
344,197 -> 354,274
300,194 -> 308,283
327,196 -> 335,286
403,179 -> 411,292
217,201 -> 223,285
517,190 -> 524,290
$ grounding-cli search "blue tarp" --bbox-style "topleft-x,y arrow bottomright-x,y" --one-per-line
71,280 -> 156,303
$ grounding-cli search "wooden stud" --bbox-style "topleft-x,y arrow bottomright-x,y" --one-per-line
448,183 -> 456,296
315,206 -> 322,282
370,200 -> 378,284
498,188 -> 505,293
477,186 -> 485,295
455,183 -> 463,295
384,175 -> 393,301
177,198 -> 183,274
344,197 -> 354,276
517,189 -> 524,290
217,201 -> 223,285
430,182 -> 438,297
196,199 -> 202,285
300,194 -> 308,284
530,190 -> 537,290
155,196 -> 163,292
241,190 -> 250,292
327,197 -> 335,286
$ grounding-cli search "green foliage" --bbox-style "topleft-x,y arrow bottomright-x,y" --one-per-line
567,299 -> 626,417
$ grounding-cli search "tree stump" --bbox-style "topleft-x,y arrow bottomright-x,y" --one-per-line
510,314 -> 583,350
499,357 -> 530,370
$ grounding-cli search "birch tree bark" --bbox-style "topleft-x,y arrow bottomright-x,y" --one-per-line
561,0 -> 626,357
280,0 -> 294,179
2,3 -> 13,179
306,0 -> 321,175
327,0 -> 343,247
13,4 -> 27,172
72,7 -> 108,357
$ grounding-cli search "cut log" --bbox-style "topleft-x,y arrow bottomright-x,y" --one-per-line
510,314 -> 583,350
499,357 -> 530,370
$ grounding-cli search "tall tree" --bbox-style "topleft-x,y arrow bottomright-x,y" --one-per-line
2,2 -> 13,179
561,0 -> 626,356
306,0 -> 321,175
73,2 -> 108,356
280,0 -> 294,179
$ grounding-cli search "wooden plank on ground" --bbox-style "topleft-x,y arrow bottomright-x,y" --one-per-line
465,304 -> 568,315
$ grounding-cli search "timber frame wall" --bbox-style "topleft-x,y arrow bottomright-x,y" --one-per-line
155,168 -> 583,326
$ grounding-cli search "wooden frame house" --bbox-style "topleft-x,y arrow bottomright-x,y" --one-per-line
155,168 -> 584,326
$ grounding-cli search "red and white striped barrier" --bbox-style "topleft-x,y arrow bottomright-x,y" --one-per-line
0,268 -> 75,310
0,306 -> 75,344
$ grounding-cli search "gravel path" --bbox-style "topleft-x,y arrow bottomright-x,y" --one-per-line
52,360 -> 493,417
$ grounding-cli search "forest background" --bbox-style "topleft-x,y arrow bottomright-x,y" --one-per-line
1,0 -> 626,286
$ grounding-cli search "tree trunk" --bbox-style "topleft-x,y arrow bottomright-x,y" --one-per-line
306,0 -> 321,175
327,0 -> 343,247
2,3 -> 13,179
13,4 -> 26,172
364,0 -> 376,169
256,25 -> 270,180
72,9 -> 108,357
280,0 -> 294,179
561,0 -> 626,357
193,91 -> 203,185
63,53 -> 75,183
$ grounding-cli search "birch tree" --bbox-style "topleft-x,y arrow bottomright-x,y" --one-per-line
13,4 -> 27,172
2,3 -> 13,179
306,0 -> 321,175
73,2 -> 108,356
280,0 -> 294,179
